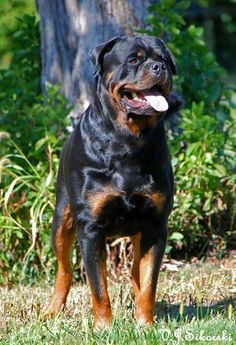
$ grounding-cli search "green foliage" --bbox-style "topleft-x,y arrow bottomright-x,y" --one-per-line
0,15 -> 69,156
143,0 -> 236,255
0,90 -> 70,284
0,0 -> 35,69
0,16 -> 71,284
1,137 -> 55,284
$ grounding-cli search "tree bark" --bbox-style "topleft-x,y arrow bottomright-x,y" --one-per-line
36,0 -> 154,115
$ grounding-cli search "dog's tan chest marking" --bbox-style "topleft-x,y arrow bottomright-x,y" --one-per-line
148,191 -> 168,212
134,190 -> 168,213
87,186 -> 121,218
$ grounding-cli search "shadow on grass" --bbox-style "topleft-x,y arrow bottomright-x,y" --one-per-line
154,298 -> 235,321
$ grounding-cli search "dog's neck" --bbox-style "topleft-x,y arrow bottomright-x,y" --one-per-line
92,91 -> 163,139
126,113 -> 161,137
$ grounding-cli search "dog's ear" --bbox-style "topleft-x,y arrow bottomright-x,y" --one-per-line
156,38 -> 177,75
165,46 -> 176,75
89,36 -> 121,76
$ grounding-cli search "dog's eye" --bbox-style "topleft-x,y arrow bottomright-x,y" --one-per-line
128,58 -> 138,65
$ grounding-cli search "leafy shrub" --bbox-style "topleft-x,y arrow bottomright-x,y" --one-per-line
0,1 -> 35,69
0,16 -> 70,284
143,0 -> 236,256
0,15 -> 68,156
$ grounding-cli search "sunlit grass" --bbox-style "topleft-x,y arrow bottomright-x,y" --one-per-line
0,255 -> 235,344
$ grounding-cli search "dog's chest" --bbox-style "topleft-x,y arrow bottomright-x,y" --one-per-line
111,159 -> 153,195
86,162 -> 168,236
87,184 -> 166,237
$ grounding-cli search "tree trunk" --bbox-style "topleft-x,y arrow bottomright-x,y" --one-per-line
36,0 -> 154,116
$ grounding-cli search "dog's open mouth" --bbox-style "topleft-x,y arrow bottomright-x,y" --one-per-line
120,85 -> 168,113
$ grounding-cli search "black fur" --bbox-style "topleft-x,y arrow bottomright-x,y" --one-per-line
51,35 -> 176,326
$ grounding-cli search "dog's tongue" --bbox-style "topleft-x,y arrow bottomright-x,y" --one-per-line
141,90 -> 168,112
145,94 -> 168,112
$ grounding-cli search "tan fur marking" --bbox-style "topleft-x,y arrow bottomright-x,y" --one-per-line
44,204 -> 75,317
127,116 -> 157,137
106,72 -> 114,84
148,191 -> 167,212
136,246 -> 156,325
87,186 -> 120,218
107,81 -> 128,130
88,259 -> 112,329
130,233 -> 158,325
109,80 -> 159,134
109,81 -> 126,100
115,110 -> 128,129
62,204 -> 74,230
136,51 -> 144,58
127,117 -> 141,137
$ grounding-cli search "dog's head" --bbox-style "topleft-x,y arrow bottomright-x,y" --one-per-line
90,35 -> 176,132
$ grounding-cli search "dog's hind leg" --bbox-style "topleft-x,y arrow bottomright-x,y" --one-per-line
44,180 -> 75,317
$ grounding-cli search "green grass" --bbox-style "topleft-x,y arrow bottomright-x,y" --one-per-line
0,255 -> 235,344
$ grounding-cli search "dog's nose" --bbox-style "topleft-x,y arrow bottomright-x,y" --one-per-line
152,63 -> 160,72
152,62 -> 166,73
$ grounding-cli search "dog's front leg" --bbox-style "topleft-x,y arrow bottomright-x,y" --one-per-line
131,225 -> 167,325
77,223 -> 112,330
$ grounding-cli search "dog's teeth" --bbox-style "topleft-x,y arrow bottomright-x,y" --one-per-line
131,91 -> 139,99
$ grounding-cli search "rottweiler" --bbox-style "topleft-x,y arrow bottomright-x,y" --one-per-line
45,35 -> 176,329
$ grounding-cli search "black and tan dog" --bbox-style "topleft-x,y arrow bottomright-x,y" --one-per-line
45,35 -> 176,329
